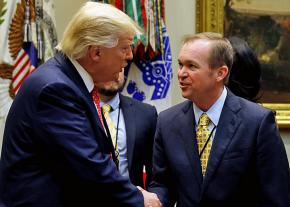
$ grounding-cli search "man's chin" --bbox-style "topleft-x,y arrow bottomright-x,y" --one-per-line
98,88 -> 119,97
114,73 -> 120,81
181,91 -> 190,99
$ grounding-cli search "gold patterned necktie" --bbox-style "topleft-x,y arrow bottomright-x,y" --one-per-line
102,104 -> 119,164
196,113 -> 212,176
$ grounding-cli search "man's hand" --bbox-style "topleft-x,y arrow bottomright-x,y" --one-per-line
137,186 -> 162,207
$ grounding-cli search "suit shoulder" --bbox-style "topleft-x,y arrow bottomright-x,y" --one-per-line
159,100 -> 191,119
233,96 -> 274,120
25,57 -> 66,86
240,97 -> 271,112
120,95 -> 157,112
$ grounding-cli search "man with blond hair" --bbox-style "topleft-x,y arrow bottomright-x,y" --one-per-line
0,2 -> 161,207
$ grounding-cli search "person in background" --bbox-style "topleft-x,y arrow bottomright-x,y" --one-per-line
149,32 -> 290,207
0,2 -> 161,207
96,68 -> 157,189
227,36 -> 261,102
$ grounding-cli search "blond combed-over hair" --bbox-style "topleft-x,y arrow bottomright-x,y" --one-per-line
56,2 -> 141,59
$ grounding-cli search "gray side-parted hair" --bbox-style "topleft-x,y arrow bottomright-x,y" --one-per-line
182,32 -> 234,82
56,2 -> 141,59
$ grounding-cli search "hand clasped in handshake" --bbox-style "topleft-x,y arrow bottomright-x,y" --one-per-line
137,186 -> 162,207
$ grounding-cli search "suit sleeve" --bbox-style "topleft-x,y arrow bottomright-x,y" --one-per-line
148,116 -> 177,207
144,106 -> 158,189
256,110 -> 290,207
33,83 -> 143,207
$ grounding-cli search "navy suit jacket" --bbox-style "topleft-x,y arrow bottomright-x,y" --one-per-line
149,90 -> 290,207
0,53 -> 143,207
119,95 -> 157,188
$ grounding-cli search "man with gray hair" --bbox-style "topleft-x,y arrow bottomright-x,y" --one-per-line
149,32 -> 290,207
0,2 -> 161,207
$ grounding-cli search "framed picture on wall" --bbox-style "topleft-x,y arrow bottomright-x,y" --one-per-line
196,0 -> 290,128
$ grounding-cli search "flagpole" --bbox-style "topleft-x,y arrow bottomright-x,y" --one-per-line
36,0 -> 44,64
23,0 -> 32,43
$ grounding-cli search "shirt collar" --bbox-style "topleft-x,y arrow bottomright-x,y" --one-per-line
69,57 -> 94,93
193,87 -> 227,126
100,93 -> 120,111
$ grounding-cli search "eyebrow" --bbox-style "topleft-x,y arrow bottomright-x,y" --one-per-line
178,59 -> 198,65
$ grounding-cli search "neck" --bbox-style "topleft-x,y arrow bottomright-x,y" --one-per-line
193,87 -> 224,111
99,94 -> 114,103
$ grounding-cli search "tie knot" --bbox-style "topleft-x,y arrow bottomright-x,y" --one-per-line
199,113 -> 210,126
102,104 -> 111,113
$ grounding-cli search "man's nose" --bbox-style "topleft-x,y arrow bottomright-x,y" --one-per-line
178,67 -> 188,77
126,48 -> 133,60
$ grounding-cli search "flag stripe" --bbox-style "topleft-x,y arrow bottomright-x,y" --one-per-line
13,69 -> 30,94
141,0 -> 147,30
157,0 -> 163,53
131,0 -> 139,23
12,48 -> 36,94
13,50 -> 27,74
13,65 -> 34,90
115,0 -> 123,10
12,58 -> 30,82
12,67 -> 30,90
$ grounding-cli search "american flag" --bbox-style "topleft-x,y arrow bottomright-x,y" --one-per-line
12,42 -> 37,94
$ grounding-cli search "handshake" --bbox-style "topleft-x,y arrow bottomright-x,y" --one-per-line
137,186 -> 162,207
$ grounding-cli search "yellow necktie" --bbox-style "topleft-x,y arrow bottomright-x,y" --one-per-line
102,104 -> 119,164
196,113 -> 212,176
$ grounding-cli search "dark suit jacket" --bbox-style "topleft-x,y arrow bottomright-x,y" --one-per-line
149,90 -> 290,207
0,53 -> 143,207
119,95 -> 157,188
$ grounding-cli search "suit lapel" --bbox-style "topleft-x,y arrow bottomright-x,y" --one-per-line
178,101 -> 203,187
119,95 -> 136,172
202,90 -> 242,192
54,53 -> 107,137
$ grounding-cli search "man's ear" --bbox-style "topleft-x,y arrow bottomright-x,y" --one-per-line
216,65 -> 229,82
88,45 -> 101,62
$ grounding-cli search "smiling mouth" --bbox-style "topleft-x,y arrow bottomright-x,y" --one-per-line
180,82 -> 188,86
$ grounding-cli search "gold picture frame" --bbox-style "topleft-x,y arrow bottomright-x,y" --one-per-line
196,0 -> 290,128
